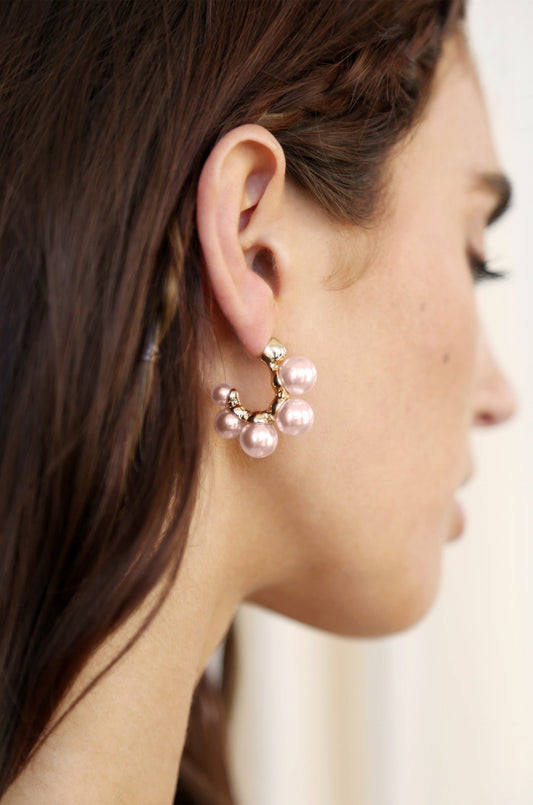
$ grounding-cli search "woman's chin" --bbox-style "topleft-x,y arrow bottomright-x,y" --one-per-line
248,564 -> 443,638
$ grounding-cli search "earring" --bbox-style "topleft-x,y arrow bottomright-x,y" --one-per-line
210,337 -> 317,459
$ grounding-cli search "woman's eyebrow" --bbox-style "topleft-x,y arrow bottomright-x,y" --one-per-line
473,171 -> 513,224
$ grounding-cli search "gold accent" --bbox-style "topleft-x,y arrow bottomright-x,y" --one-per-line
261,337 -> 287,370
224,338 -> 290,424
249,411 -> 274,424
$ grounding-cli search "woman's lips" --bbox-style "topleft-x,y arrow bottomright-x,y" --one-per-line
448,466 -> 474,541
450,498 -> 466,540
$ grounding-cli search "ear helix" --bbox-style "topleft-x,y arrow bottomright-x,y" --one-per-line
210,337 -> 317,458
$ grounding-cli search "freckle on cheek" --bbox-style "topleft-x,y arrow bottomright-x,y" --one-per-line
442,353 -> 450,364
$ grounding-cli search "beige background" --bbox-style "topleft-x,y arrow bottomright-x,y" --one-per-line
229,2 -> 533,803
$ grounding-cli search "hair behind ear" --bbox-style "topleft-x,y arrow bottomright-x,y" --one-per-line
175,629 -> 236,805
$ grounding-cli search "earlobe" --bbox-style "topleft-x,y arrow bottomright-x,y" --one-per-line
196,125 -> 286,357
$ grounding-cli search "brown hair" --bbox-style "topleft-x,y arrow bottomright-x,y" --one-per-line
0,1 -> 464,801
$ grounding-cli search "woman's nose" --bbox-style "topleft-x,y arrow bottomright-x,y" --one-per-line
473,329 -> 518,427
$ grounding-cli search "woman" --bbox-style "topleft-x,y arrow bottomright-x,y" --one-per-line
0,1 -> 516,803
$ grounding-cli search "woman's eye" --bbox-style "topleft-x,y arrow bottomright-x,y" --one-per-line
468,253 -> 509,284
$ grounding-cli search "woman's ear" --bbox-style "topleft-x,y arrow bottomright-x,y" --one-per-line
196,124 -> 286,357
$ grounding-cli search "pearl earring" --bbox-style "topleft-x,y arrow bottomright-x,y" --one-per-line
210,337 -> 317,459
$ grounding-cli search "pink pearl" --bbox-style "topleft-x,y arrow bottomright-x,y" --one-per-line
275,398 -> 314,436
239,422 -> 278,458
211,383 -> 232,407
214,409 -> 242,439
278,357 -> 317,395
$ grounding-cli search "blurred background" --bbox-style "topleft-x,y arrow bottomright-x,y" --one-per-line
228,1 -> 533,803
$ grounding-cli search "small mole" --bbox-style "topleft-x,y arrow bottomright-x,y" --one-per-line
442,352 -> 450,364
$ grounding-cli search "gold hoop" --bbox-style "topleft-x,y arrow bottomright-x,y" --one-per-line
226,338 -> 289,424
211,336 -> 317,458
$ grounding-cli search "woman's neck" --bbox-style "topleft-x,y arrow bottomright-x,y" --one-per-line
2,436 -> 293,804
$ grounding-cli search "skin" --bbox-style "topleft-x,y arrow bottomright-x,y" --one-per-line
3,34 -> 516,805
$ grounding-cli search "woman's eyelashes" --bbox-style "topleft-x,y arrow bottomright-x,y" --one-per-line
468,252 -> 509,283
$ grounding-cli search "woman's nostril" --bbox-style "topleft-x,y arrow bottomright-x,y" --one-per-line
474,380 -> 517,427
475,412 -> 496,427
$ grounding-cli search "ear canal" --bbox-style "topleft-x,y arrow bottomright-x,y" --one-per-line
252,249 -> 279,295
